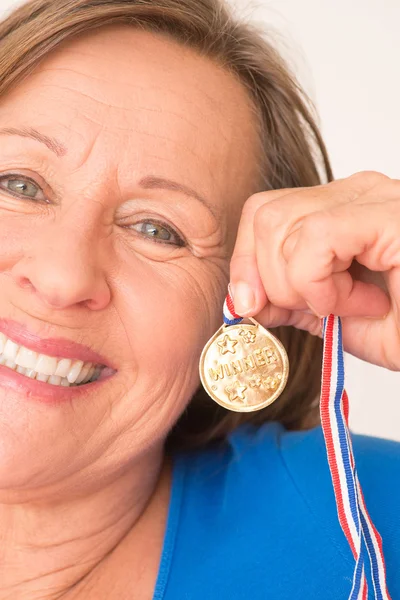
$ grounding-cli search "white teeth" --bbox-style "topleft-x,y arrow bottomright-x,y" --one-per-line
15,347 -> 38,369
4,339 -> 18,361
75,362 -> 92,385
67,360 -> 84,384
83,364 -> 95,384
36,372 -> 49,383
0,332 -> 6,354
35,354 -> 58,376
55,359 -> 72,378
0,333 -> 106,386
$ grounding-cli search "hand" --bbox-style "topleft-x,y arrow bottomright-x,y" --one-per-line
230,171 -> 400,370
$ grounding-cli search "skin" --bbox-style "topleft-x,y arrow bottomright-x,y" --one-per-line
0,26 -> 260,599
0,17 -> 398,600
230,172 -> 400,369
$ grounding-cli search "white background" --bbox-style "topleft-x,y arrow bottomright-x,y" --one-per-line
228,0 -> 400,441
0,0 -> 399,440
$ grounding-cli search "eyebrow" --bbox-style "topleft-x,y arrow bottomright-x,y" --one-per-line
0,127 -> 218,218
139,175 -> 218,219
0,126 -> 67,157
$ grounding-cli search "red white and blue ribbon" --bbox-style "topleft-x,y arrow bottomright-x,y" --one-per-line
321,314 -> 391,600
223,290 -> 243,326
223,291 -> 391,599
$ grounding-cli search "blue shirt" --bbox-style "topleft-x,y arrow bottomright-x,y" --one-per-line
153,422 -> 400,599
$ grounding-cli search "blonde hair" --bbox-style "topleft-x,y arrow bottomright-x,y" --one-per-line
0,0 -> 333,449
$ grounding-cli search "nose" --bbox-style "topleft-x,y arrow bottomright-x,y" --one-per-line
11,223 -> 111,311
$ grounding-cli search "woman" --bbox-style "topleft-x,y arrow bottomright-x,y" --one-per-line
0,0 -> 398,598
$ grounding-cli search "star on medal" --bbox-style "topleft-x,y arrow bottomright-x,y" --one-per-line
239,329 -> 256,344
263,376 -> 278,390
249,376 -> 262,388
199,310 -> 289,413
217,334 -> 238,355
225,381 -> 248,402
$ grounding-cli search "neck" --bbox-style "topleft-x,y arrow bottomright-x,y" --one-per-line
0,445 -> 168,600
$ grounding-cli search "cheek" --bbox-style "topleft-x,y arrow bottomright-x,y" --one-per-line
0,215 -> 31,268
106,256 -> 229,449
114,256 -> 229,384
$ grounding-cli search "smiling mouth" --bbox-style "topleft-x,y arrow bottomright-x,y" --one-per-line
0,333 -> 113,387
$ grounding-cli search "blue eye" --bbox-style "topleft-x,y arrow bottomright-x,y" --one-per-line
131,220 -> 185,247
0,175 -> 45,201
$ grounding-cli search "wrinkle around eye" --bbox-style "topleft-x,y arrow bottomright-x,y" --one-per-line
115,224 -> 229,267
114,227 -> 189,263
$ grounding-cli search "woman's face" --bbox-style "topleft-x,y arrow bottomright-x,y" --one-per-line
0,26 -> 259,494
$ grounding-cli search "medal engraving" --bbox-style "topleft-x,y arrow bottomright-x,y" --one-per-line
199,318 -> 289,412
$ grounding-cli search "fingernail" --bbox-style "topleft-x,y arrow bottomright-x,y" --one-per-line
231,281 -> 255,315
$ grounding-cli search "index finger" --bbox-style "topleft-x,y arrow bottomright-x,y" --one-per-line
229,188 -> 293,316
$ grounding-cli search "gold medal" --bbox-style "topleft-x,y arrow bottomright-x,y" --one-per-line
199,317 -> 289,413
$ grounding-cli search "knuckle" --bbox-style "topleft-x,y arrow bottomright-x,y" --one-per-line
242,189 -> 291,217
387,178 -> 400,193
254,198 -> 287,233
348,170 -> 389,186
301,211 -> 332,240
241,192 -> 265,216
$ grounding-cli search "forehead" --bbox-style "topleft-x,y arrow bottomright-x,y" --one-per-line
0,26 -> 259,207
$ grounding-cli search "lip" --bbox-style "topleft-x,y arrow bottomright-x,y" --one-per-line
0,318 -> 115,369
0,363 -> 112,402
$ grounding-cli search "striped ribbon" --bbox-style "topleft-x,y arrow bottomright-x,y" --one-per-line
223,291 -> 391,599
